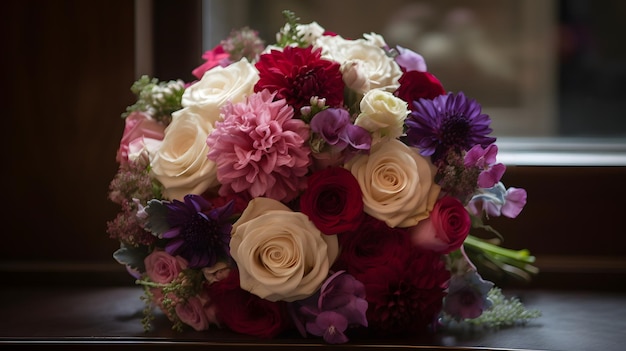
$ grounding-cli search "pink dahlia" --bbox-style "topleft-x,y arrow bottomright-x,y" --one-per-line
254,46 -> 344,117
207,90 -> 311,202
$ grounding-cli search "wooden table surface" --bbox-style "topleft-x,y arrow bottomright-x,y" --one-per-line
0,282 -> 625,351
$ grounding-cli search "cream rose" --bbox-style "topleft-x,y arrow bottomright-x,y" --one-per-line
230,197 -> 339,302
355,89 -> 409,144
345,139 -> 441,228
150,106 -> 219,200
315,34 -> 402,94
182,58 -> 259,124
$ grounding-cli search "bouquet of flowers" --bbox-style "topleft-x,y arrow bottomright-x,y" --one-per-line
107,11 -> 539,344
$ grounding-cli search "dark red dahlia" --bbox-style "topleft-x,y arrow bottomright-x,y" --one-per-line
254,46 -> 344,116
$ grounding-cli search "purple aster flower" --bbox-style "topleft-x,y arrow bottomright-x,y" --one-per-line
146,194 -> 234,269
405,92 -> 496,161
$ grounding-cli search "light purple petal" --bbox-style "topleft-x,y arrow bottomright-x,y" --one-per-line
501,187 -> 527,218
310,108 -> 350,147
464,144 -> 485,167
164,239 -> 184,255
482,144 -> 499,165
477,163 -> 506,188
306,311 -> 350,344
341,124 -> 372,151
395,45 -> 427,72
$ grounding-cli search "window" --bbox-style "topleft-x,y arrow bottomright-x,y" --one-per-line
200,0 -> 626,147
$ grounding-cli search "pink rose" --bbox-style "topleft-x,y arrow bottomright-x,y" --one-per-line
175,295 -> 210,331
191,45 -> 231,80
410,196 -> 471,254
116,111 -> 165,164
144,250 -> 188,284
150,288 -> 178,322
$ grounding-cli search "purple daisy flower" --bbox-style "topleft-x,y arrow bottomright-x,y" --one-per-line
159,194 -> 234,269
405,92 -> 496,161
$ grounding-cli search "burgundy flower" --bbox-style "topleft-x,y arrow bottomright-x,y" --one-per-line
254,46 -> 344,116
300,167 -> 364,235
334,215 -> 411,274
208,269 -> 292,338
335,215 -> 450,335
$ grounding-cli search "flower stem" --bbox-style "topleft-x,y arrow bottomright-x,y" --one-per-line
464,235 -> 535,263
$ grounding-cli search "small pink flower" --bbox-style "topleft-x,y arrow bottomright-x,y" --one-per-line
116,111 -> 165,165
175,295 -> 210,331
191,45 -> 231,80
144,250 -> 188,284
207,90 -> 311,202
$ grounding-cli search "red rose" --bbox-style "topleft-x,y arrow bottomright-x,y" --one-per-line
394,71 -> 445,109
410,196 -> 471,254
207,269 -> 292,338
300,167 -> 364,235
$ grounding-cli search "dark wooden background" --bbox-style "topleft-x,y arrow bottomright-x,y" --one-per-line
1,0 -> 624,292
0,0 -> 201,265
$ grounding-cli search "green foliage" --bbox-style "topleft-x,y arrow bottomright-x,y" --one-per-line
136,269 -> 205,332
275,10 -> 308,48
122,75 -> 185,124
464,234 -> 539,284
441,287 -> 541,330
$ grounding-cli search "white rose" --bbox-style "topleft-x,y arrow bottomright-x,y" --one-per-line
363,32 -> 388,48
150,106 -> 219,200
345,139 -> 441,228
315,34 -> 402,94
181,58 -> 259,124
230,197 -> 339,302
355,89 -> 409,145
